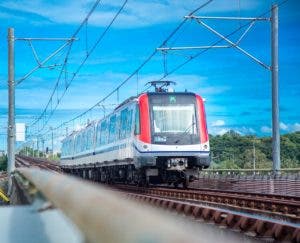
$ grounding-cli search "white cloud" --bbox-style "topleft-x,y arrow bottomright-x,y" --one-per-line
208,127 -> 229,135
209,126 -> 256,136
237,126 -> 256,135
216,128 -> 229,135
261,126 -> 272,133
261,122 -> 300,134
211,119 -> 225,127
280,122 -> 288,131
0,0 -> 262,28
291,123 -> 300,132
278,122 -> 300,132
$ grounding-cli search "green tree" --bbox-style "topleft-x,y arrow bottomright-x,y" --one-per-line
209,131 -> 299,169
0,155 -> 7,171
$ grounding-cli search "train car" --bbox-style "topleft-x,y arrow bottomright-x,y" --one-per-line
60,90 -> 210,187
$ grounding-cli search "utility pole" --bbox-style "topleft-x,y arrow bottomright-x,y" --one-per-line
253,141 -> 256,171
42,138 -> 45,158
271,5 -> 280,174
158,4 -> 280,175
37,137 -> 40,158
7,28 -> 15,194
51,127 -> 54,157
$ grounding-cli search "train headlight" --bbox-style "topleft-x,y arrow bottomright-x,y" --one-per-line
204,144 -> 208,150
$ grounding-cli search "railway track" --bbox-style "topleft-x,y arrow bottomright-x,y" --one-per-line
190,174 -> 300,197
161,185 -> 300,219
15,155 -> 61,172
115,185 -> 300,220
114,184 -> 300,242
14,156 -> 300,241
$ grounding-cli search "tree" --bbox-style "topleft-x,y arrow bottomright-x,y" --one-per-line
0,155 -> 7,171
209,131 -> 299,169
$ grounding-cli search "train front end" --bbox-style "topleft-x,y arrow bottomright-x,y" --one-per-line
134,92 -> 210,187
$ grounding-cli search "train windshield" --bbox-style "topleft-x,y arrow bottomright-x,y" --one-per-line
152,105 -> 197,134
148,93 -> 200,145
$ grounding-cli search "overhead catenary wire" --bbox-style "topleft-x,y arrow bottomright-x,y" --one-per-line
28,0 -> 102,128
32,0 -> 289,142
37,0 -> 214,137
29,0 -> 128,136
155,0 -> 289,81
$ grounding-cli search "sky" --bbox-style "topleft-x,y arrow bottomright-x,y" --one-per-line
0,0 -> 299,151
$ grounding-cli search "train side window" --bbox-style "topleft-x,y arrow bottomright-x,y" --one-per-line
89,128 -> 93,150
79,135 -> 82,153
61,142 -> 65,156
83,133 -> 86,152
65,141 -> 69,156
66,142 -> 68,156
75,135 -> 80,153
126,109 -> 133,137
116,115 -> 120,140
75,137 -> 78,153
86,128 -> 91,150
100,120 -> 107,145
120,109 -> 128,139
80,134 -> 83,152
109,115 -> 116,143
69,140 -> 72,155
134,105 -> 140,135
96,122 -> 101,147
81,132 -> 85,152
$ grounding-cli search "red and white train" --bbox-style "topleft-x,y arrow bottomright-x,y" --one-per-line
61,90 -> 210,187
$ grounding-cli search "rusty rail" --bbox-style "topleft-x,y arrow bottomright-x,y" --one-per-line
117,186 -> 300,242
115,185 -> 300,220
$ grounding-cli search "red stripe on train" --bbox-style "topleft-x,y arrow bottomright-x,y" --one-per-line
138,93 -> 151,143
196,95 -> 208,143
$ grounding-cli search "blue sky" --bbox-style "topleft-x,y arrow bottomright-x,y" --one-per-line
0,0 -> 299,151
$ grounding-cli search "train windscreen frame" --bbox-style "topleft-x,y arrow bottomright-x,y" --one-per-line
148,93 -> 200,145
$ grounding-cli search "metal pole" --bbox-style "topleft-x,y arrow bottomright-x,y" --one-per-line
7,28 -> 15,193
271,4 -> 280,174
253,141 -> 256,171
51,127 -> 54,157
37,137 -> 39,158
42,138 -> 45,158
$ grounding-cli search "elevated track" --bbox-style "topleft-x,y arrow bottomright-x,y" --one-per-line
12,156 -> 300,242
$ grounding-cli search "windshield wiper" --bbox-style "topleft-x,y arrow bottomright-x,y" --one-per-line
174,121 -> 196,144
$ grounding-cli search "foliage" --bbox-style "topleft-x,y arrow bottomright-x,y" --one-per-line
18,147 -> 61,161
0,155 -> 7,171
210,131 -> 300,169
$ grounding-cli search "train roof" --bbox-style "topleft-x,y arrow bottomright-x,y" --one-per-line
114,91 -> 197,111
146,91 -> 196,96
62,91 -> 200,143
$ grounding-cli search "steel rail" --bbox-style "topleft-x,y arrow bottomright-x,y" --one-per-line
16,155 -> 62,173
16,167 -> 210,243
124,192 -> 300,242
15,155 -> 61,172
114,185 -> 300,220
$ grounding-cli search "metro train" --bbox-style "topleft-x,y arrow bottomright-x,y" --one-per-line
60,88 -> 210,188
